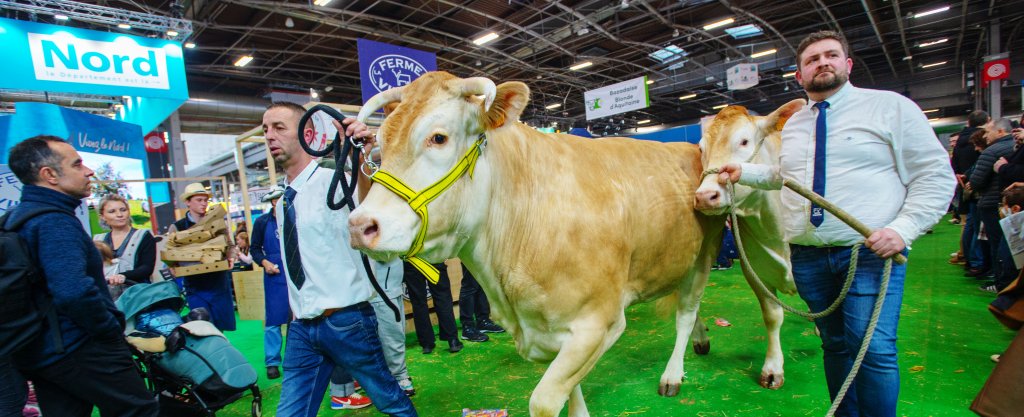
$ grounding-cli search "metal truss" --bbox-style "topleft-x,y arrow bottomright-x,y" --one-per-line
0,0 -> 192,40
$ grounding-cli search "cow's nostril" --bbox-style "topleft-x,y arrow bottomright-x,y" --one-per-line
708,191 -> 720,202
364,220 -> 379,237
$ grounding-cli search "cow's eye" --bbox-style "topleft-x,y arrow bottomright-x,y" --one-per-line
431,134 -> 447,145
740,139 -> 750,146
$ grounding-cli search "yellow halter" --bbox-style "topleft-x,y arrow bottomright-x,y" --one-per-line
368,134 -> 487,283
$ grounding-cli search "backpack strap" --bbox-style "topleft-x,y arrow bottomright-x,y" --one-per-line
1,206 -> 69,353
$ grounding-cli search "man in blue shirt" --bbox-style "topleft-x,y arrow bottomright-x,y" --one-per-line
6,135 -> 158,417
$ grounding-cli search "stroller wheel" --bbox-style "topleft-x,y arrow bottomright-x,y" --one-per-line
251,398 -> 262,417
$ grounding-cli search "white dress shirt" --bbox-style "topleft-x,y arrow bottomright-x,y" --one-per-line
739,82 -> 955,247
277,160 -> 373,319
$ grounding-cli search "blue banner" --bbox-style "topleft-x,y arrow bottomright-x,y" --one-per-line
0,102 -> 159,202
357,39 -> 436,104
0,17 -> 188,133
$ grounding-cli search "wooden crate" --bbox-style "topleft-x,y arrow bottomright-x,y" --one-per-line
232,269 -> 266,321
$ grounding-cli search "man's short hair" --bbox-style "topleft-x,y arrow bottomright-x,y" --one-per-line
992,117 -> 1013,134
796,30 -> 851,65
970,129 -> 989,149
267,101 -> 312,129
967,110 -> 990,127
8,135 -> 66,184
1003,187 -> 1024,208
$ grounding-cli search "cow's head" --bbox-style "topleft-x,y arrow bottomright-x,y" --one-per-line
349,71 -> 529,263
694,99 -> 805,214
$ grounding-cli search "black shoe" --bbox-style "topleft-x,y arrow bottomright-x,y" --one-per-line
461,327 -> 489,342
964,268 -> 990,278
422,345 -> 434,354
267,366 -> 281,379
478,319 -> 506,333
448,339 -> 464,353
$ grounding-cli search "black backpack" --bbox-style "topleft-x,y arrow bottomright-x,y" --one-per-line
0,207 -> 63,357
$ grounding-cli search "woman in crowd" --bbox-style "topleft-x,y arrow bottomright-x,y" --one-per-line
93,194 -> 157,287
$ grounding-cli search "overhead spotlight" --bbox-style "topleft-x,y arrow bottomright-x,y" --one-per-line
184,42 -> 196,49
569,61 -> 593,71
324,86 -> 334,92
545,103 -> 562,109
703,18 -> 734,31
782,71 -> 795,78
54,14 -> 69,21
310,88 -> 319,99
750,48 -> 777,58
637,119 -> 651,124
166,30 -> 179,37
921,61 -> 947,69
475,60 -> 482,66
285,17 -> 295,28
712,103 -> 729,109
673,29 -> 680,37
472,32 -> 500,46
922,109 -> 939,114
912,5 -> 950,18
234,55 -> 254,67
118,23 -> 131,29
918,38 -> 948,47
678,93 -> 696,100
313,0 -> 334,6
646,79 -> 655,85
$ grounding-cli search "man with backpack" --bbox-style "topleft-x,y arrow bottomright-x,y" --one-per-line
1,136 -> 157,416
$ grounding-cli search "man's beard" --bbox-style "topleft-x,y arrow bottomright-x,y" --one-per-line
804,68 -> 848,93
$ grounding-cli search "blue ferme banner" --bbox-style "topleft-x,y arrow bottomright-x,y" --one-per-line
0,17 -> 188,133
357,39 -> 437,104
0,102 -> 169,203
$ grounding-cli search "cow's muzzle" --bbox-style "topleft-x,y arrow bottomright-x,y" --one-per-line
694,183 -> 730,214
349,211 -> 380,251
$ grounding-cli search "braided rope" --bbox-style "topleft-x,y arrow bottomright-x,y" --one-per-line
722,180 -> 892,417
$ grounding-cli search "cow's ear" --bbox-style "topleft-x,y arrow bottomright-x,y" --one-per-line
482,82 -> 530,129
758,99 -> 806,132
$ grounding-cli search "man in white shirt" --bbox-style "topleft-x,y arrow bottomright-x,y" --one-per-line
717,31 -> 954,416
263,102 -> 417,417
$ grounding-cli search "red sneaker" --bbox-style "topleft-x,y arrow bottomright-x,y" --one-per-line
331,393 -> 372,410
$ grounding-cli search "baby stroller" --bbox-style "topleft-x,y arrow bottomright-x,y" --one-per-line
116,280 -> 262,417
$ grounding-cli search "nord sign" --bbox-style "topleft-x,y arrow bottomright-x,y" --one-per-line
0,17 -> 187,101
28,33 -> 169,89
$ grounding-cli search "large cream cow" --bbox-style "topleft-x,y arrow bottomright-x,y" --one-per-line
348,71 -> 739,416
693,101 -> 807,388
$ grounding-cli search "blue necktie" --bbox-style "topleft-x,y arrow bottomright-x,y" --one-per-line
810,101 -> 830,227
283,186 -> 305,289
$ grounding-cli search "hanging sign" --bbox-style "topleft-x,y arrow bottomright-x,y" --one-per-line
983,56 -> 1010,86
583,76 -> 650,120
727,63 -> 759,90
357,39 -> 437,104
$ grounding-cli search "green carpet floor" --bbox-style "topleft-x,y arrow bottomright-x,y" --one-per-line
211,216 -> 1014,416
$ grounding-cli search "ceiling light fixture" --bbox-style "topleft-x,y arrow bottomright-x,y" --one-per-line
472,32 -> 500,46
782,71 -> 795,77
54,14 -> 69,21
922,109 -> 939,114
646,79 -> 654,85
569,61 -> 593,71
703,18 -> 734,30
184,42 -> 196,49
912,5 -> 950,18
928,117 -> 941,122
712,103 -> 729,109
167,30 -> 179,37
918,38 -> 948,47
118,23 -> 131,29
637,119 -> 651,124
313,0 -> 334,6
921,61 -> 947,69
234,55 -> 254,67
545,103 -> 562,109
750,48 -> 777,58
679,93 -> 697,100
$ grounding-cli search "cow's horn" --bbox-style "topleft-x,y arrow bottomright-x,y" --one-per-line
459,77 -> 497,112
357,86 -> 405,123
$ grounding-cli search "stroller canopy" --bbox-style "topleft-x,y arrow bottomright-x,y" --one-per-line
116,280 -> 186,324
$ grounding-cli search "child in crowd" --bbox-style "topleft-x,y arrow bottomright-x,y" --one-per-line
94,241 -> 126,301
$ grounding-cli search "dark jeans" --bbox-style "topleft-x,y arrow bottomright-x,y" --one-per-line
458,265 -> 492,328
790,245 -> 907,417
979,206 -> 1013,285
19,336 -> 158,417
0,359 -> 26,417
276,302 -> 416,417
404,262 -> 457,348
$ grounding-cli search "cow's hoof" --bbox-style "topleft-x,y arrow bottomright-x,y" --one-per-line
692,340 -> 710,355
759,373 -> 784,390
658,382 -> 681,397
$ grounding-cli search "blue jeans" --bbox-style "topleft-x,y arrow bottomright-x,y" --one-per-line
264,325 -> 283,367
961,200 -> 986,270
790,245 -> 907,417
275,302 -> 417,417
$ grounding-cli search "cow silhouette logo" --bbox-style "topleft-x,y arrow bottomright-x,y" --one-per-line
368,54 -> 428,93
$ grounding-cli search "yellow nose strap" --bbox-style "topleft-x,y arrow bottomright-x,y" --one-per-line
369,134 -> 486,283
